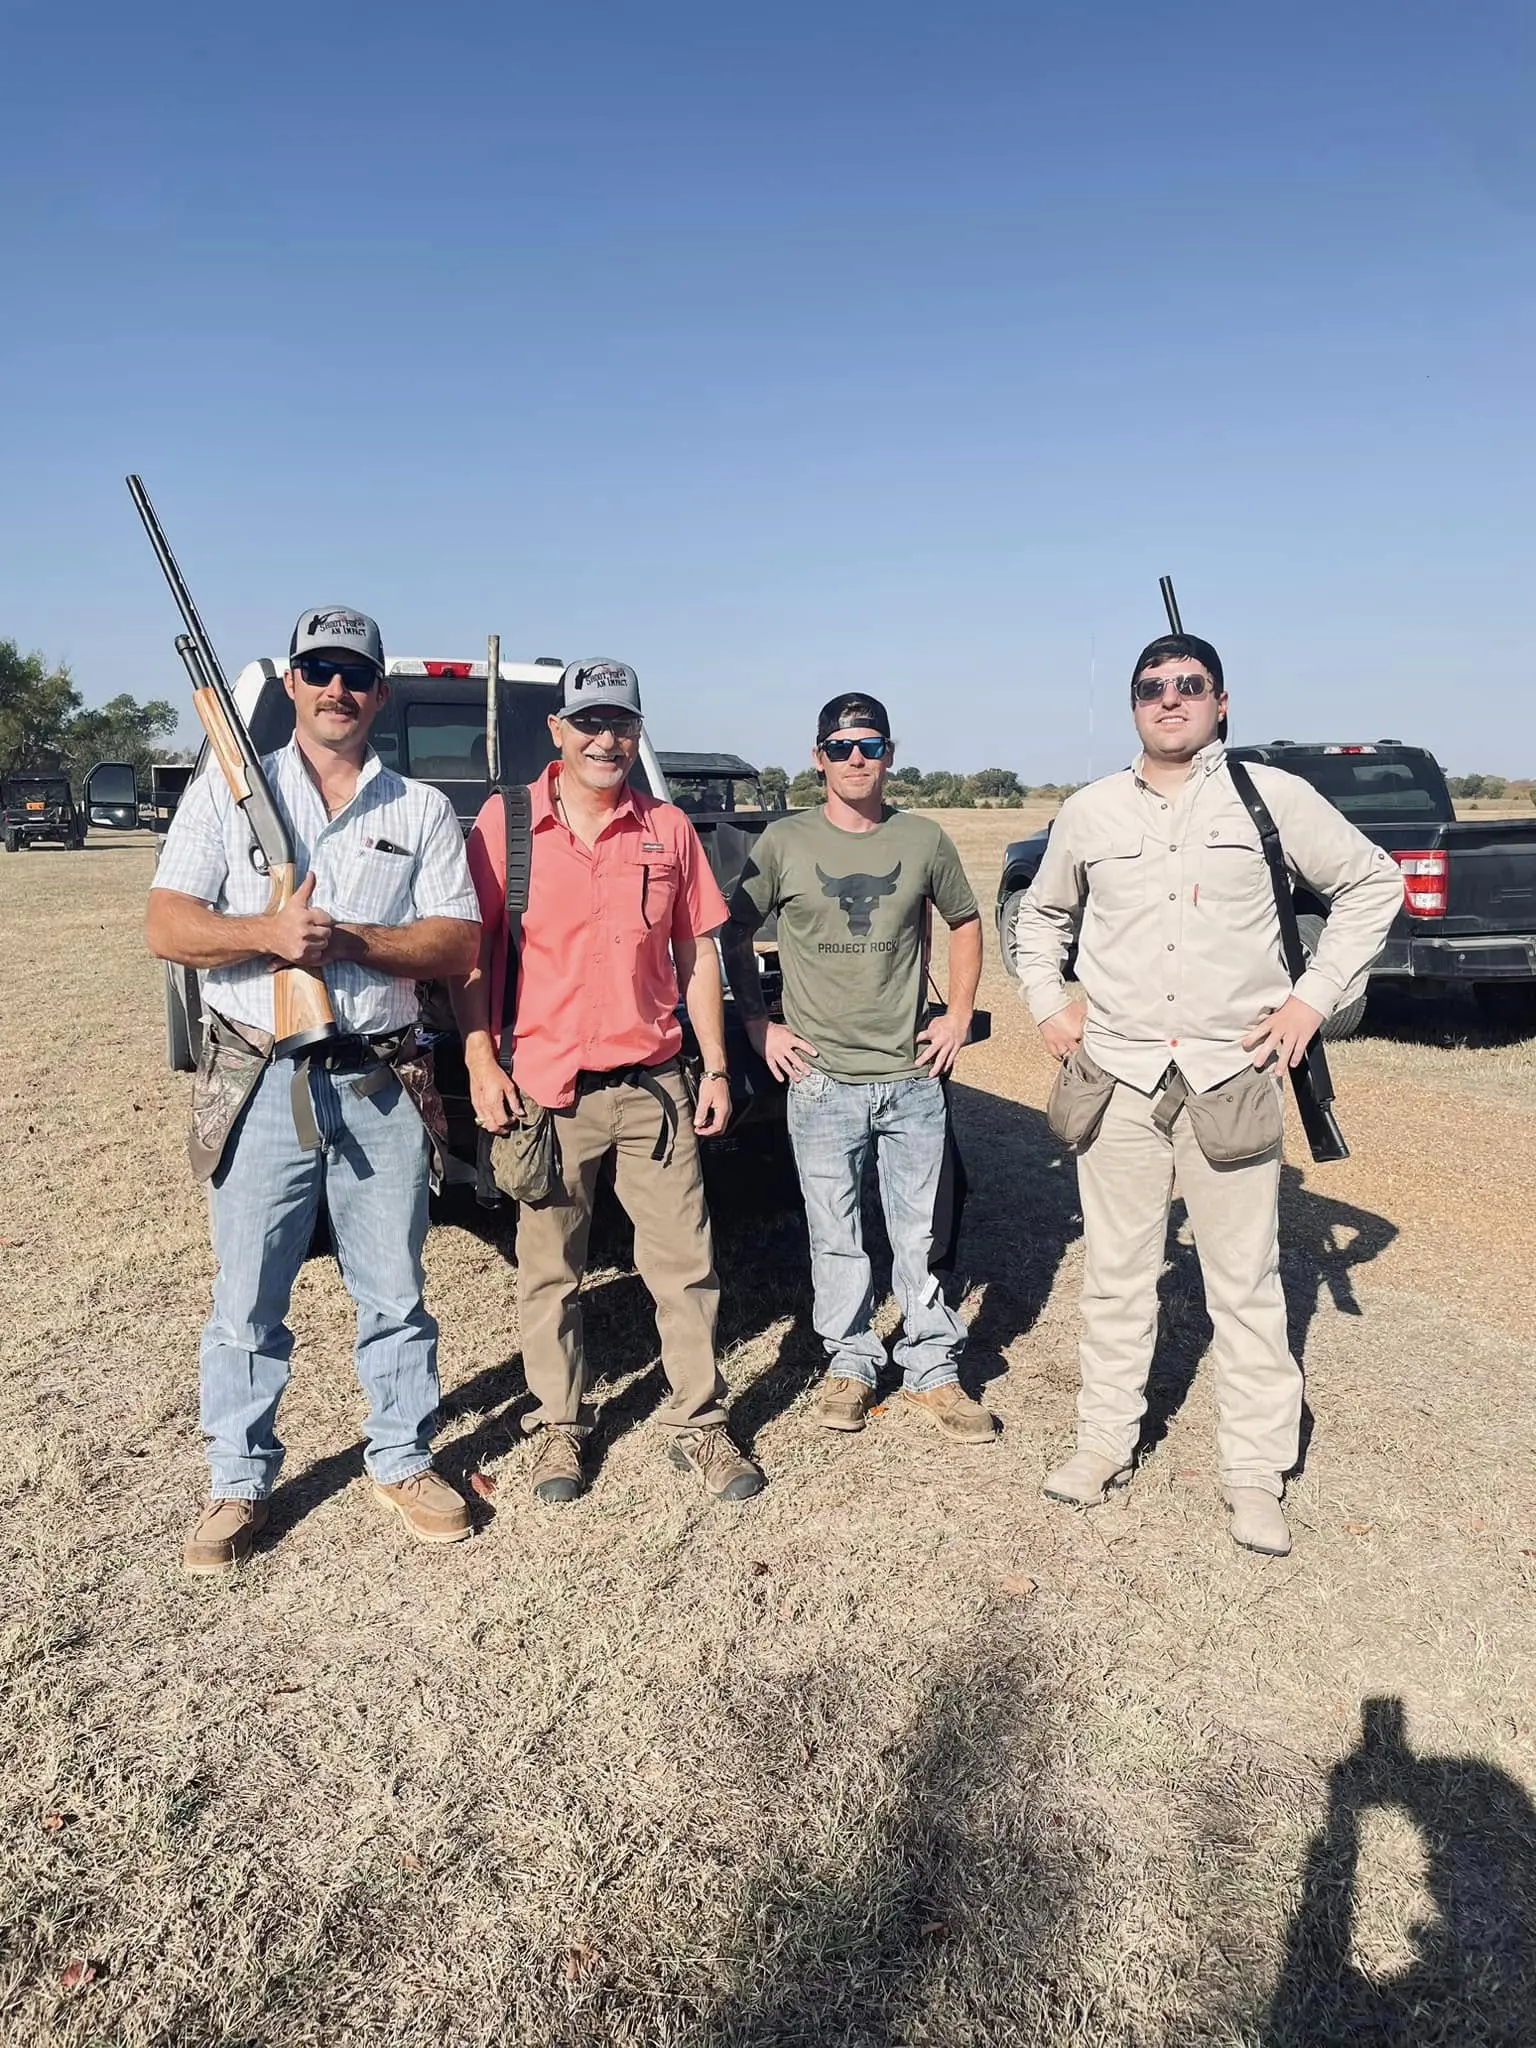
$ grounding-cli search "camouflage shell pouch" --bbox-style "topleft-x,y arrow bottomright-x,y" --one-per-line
189,1012 -> 274,1181
490,1098 -> 561,1205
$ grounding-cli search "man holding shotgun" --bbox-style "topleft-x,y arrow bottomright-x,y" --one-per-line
1014,626 -> 1402,1557
148,606 -> 482,1573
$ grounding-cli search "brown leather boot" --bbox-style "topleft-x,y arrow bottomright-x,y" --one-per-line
374,1470 -> 472,1544
903,1382 -> 999,1444
183,1498 -> 269,1576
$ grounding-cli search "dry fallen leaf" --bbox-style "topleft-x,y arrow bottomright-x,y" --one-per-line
1470,1518 -> 1488,1533
60,1961 -> 97,1991
401,1851 -> 425,1873
999,1574 -> 1037,1598
868,1403 -> 888,1418
469,1471 -> 497,1501
1344,1521 -> 1374,1536
40,1813 -> 71,1832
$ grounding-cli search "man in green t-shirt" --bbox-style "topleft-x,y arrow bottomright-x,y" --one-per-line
723,693 -> 997,1443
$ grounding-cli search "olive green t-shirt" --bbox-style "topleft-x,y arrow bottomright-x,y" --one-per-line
729,807 -> 979,1081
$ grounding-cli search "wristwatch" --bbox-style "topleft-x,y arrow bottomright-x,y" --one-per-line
702,1068 -> 729,1081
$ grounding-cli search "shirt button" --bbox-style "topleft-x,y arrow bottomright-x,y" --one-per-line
1168,892 -> 1176,901
1167,943 -> 1175,951
1169,842 -> 1178,852
1166,994 -> 1175,1002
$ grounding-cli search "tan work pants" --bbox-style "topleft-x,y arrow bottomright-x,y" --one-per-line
1074,1078 -> 1301,1495
515,1062 -> 727,1434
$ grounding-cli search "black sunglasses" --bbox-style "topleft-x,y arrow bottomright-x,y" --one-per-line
820,735 -> 890,761
295,657 -> 380,693
1132,672 -> 1218,703
564,708 -> 643,737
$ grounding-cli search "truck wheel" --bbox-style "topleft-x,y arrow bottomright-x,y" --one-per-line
1295,912 -> 1370,1041
997,889 -> 1027,980
1473,983 -> 1536,1033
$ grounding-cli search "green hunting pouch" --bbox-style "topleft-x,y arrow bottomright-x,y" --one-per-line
1158,1064 -> 1284,1167
1046,1044 -> 1118,1152
189,1011 -> 275,1181
489,1097 -> 561,1205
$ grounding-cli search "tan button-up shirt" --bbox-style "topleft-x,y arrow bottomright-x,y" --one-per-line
1013,742 -> 1405,1093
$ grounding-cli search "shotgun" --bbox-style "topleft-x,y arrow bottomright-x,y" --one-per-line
1158,574 -> 1349,1163
127,475 -> 338,1058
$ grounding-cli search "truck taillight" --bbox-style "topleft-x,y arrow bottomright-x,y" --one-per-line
1394,848 -> 1447,917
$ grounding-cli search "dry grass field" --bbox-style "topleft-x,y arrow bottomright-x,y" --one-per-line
2,818 -> 1534,2048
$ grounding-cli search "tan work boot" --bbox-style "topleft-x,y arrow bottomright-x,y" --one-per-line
530,1426 -> 586,1505
903,1381 -> 998,1444
669,1425 -> 765,1502
1042,1451 -> 1132,1508
1225,1488 -> 1292,1557
374,1470 -> 472,1544
183,1498 -> 269,1576
819,1376 -> 874,1432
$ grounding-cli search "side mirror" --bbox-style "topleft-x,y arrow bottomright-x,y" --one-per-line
84,761 -> 140,829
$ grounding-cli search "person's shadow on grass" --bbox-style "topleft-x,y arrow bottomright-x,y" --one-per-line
1264,1695 -> 1536,2046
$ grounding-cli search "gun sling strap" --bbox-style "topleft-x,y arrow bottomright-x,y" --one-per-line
1223,757 -> 1350,1164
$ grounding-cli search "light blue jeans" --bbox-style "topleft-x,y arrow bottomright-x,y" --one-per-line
200,1058 -> 438,1499
785,1069 -> 966,1391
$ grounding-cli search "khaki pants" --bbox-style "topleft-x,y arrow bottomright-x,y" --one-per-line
515,1062 -> 727,1434
1074,1078 -> 1301,1495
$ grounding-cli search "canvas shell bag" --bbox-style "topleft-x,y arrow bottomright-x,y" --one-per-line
1046,1044 -> 1118,1152
1162,1065 -> 1284,1167
489,1099 -> 561,1204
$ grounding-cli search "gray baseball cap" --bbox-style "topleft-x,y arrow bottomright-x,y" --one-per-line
290,605 -> 385,672
557,658 -> 643,721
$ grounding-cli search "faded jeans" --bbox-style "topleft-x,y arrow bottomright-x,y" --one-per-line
200,1057 -> 439,1499
785,1069 -> 965,1391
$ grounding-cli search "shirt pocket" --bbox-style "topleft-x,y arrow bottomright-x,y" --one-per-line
628,846 -> 680,932
1081,832 -> 1147,914
329,847 -> 416,927
1198,821 -> 1268,906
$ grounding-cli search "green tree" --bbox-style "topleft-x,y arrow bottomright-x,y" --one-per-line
966,767 -> 1023,801
64,692 -> 179,791
787,769 -> 825,807
916,771 -> 973,808
759,764 -> 789,808
0,640 -> 80,775
887,765 -> 922,789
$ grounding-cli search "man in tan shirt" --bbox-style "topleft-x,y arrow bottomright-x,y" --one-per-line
1014,630 -> 1403,1556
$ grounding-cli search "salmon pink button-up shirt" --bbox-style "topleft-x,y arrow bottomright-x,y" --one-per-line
466,765 -> 729,1110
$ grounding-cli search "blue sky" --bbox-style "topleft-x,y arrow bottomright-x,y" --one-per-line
1,0 -> 1531,777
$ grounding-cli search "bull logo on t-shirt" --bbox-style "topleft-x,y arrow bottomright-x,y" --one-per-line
816,863 -> 902,937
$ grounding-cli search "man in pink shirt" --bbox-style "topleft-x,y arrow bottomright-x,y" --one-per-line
456,659 -> 764,1506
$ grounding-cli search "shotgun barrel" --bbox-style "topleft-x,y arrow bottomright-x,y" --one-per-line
128,475 -> 337,1057
1159,574 -> 1182,635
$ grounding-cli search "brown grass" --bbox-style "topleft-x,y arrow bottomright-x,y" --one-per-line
1,825 -> 1533,2046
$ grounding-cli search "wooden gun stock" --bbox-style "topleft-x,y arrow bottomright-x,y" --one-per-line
264,861 -> 340,1052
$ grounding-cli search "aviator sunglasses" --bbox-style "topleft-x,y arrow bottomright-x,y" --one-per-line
295,656 -> 380,693
1132,672 -> 1218,704
820,735 -> 890,761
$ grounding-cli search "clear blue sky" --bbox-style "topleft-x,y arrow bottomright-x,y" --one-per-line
1,0 -> 1531,778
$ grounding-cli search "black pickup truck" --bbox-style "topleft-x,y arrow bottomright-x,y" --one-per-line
160,660 -> 787,1184
995,741 -> 1536,1037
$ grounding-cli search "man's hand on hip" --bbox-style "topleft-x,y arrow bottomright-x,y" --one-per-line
1038,1001 -> 1086,1062
693,1074 -> 732,1138
1243,995 -> 1325,1070
749,1016 -> 819,1083
915,1006 -> 971,1078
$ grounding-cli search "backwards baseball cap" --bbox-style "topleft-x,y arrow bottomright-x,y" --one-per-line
290,606 -> 384,673
1131,632 -> 1224,694
816,692 -> 891,746
557,658 -> 643,721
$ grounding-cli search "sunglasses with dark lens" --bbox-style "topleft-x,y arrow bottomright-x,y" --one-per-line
1132,672 -> 1216,703
295,657 -> 380,693
565,709 -> 642,737
821,735 -> 890,761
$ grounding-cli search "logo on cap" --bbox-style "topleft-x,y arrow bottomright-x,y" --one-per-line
575,662 -> 630,693
306,610 -> 371,640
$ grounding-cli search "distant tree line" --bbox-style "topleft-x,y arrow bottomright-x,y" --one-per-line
769,763 -> 1081,810
1444,773 -> 1507,799
0,639 -> 181,790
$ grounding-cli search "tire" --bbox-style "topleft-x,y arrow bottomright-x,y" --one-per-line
996,889 -> 1027,980
6,830 -> 22,853
1295,912 -> 1370,1041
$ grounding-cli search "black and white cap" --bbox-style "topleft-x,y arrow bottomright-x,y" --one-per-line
557,658 -> 643,720
290,606 -> 385,672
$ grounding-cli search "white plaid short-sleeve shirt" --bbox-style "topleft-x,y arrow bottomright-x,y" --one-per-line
152,740 -> 480,1036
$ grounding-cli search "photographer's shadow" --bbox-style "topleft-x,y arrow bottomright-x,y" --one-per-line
1266,1696 -> 1536,2045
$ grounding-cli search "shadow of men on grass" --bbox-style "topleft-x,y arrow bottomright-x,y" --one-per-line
1264,1696 -> 1536,2047
1137,1163 -> 1397,1476
704,1612 -> 1084,2047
